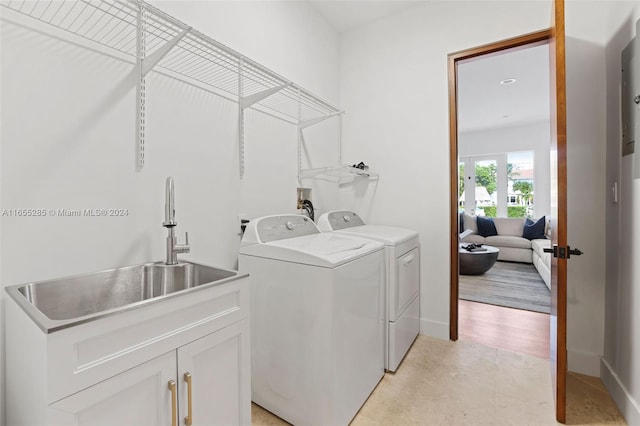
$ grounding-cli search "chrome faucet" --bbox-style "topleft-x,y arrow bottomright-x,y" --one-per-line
162,176 -> 190,265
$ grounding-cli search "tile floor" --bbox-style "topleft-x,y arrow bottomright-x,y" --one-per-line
251,336 -> 625,425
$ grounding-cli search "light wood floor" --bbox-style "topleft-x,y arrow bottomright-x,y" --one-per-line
458,299 -> 550,359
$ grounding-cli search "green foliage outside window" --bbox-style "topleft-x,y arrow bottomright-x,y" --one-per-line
475,163 -> 497,195
512,181 -> 533,204
480,206 -> 527,218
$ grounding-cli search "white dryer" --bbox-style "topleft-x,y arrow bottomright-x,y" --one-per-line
318,210 -> 420,372
239,214 -> 385,426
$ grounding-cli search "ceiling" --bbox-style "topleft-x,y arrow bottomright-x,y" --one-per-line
307,1 -> 420,33
457,44 -> 550,133
305,1 -> 549,134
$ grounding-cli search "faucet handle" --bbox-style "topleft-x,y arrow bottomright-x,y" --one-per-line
174,231 -> 190,255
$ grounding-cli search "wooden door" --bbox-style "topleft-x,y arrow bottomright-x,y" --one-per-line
448,3 -> 570,420
177,318 -> 251,426
48,352 -> 176,426
548,0 -> 568,422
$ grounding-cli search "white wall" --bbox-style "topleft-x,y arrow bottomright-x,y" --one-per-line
0,2 -> 340,423
459,121 -> 552,218
339,1 -> 552,339
339,0 -> 614,379
602,2 -> 640,424
564,1 -> 609,377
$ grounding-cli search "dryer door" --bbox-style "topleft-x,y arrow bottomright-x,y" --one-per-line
393,247 -> 420,320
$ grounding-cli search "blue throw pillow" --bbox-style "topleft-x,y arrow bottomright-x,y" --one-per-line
476,216 -> 497,237
459,212 -> 464,233
523,216 -> 546,240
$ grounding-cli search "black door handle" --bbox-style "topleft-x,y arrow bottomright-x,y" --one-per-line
542,245 -> 583,259
568,247 -> 583,257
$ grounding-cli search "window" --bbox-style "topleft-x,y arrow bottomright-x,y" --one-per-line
507,151 -> 534,218
474,159 -> 497,216
460,151 -> 535,218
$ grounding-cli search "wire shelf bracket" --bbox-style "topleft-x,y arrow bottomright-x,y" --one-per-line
238,81 -> 291,179
136,10 -> 190,171
141,27 -> 191,77
296,109 -> 343,185
299,111 -> 342,130
240,84 -> 291,110
136,2 -> 147,171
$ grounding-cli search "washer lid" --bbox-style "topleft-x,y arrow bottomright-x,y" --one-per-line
332,225 -> 419,246
239,232 -> 383,268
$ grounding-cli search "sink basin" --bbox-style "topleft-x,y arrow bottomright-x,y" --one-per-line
6,261 -> 241,332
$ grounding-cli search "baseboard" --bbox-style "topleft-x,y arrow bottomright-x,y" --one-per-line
419,318 -> 449,340
568,349 -> 601,377
601,358 -> 640,425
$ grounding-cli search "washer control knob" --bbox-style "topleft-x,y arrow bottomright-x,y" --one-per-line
286,221 -> 294,230
343,215 -> 351,222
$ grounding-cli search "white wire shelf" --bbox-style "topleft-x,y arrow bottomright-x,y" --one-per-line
299,165 -> 378,186
3,0 -> 343,173
3,0 -> 340,123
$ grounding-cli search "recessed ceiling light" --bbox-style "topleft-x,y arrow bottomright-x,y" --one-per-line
500,78 -> 517,85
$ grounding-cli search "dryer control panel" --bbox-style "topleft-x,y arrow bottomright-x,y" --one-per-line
323,210 -> 366,230
254,214 -> 319,243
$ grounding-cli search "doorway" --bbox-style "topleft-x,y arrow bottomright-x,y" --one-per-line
448,31 -> 553,357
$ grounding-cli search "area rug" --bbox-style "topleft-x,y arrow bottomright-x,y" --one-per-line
459,261 -> 551,314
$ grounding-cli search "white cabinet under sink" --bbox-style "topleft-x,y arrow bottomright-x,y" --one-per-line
48,320 -> 249,426
5,273 -> 251,426
48,351 -> 177,426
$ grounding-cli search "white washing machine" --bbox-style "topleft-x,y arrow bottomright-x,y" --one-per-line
318,210 -> 420,372
239,214 -> 385,426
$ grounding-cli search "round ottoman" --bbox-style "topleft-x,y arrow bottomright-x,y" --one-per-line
459,244 -> 500,275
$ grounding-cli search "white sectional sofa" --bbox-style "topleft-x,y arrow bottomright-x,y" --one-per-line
531,238 -> 551,289
460,214 -> 551,289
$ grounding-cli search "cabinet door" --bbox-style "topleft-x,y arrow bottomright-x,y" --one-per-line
48,352 -> 176,426
178,318 -> 251,426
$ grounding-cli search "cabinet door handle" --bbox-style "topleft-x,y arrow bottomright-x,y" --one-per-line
168,380 -> 177,426
184,372 -> 193,426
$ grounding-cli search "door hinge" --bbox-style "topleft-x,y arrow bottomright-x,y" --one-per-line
543,245 -> 583,259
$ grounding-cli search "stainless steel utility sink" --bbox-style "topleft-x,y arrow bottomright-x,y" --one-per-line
5,261 -> 243,333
